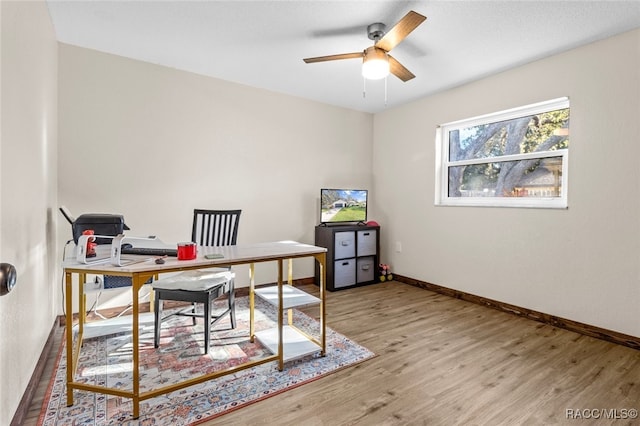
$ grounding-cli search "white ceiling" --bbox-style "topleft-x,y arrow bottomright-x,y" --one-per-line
46,0 -> 640,113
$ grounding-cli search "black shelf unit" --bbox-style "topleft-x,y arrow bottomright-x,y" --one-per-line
314,224 -> 380,291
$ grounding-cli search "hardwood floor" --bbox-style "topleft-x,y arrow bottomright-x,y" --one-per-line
23,282 -> 640,425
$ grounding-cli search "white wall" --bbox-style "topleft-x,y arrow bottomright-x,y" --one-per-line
373,29 -> 640,338
0,1 -> 58,424
58,44 -> 373,308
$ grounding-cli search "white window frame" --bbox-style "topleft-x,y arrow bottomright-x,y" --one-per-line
435,97 -> 569,209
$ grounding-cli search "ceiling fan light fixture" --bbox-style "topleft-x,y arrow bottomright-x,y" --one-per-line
362,47 -> 389,80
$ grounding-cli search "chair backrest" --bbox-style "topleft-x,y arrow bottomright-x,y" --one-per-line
191,209 -> 241,247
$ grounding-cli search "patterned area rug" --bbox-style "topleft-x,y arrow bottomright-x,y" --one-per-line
39,296 -> 374,425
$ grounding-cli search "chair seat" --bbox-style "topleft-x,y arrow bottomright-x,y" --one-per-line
152,269 -> 234,292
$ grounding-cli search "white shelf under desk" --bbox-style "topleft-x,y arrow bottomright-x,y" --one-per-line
254,285 -> 323,362
254,326 -> 323,363
254,284 -> 321,309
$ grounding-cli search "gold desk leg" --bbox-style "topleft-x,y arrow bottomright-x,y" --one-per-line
277,259 -> 284,371
132,274 -> 142,419
149,273 -> 159,313
249,263 -> 255,342
287,259 -> 293,326
65,271 -> 74,406
316,252 -> 327,356
78,272 -> 86,337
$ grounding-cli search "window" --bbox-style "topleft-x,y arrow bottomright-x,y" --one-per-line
435,97 -> 569,208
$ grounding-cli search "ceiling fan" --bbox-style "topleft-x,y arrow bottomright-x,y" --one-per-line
303,10 -> 427,82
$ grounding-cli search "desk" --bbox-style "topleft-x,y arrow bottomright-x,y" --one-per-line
62,241 -> 326,419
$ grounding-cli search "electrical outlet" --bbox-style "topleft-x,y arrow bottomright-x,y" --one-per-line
84,276 -> 103,292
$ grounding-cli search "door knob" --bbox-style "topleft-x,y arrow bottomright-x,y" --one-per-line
0,263 -> 17,295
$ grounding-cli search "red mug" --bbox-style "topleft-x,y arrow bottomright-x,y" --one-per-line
177,242 -> 197,260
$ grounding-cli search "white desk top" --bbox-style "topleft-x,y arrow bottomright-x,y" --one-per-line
62,240 -> 326,274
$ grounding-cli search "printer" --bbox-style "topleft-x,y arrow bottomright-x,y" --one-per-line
65,211 -> 130,245
72,213 -> 129,245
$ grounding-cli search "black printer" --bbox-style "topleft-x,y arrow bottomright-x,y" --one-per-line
70,213 -> 130,245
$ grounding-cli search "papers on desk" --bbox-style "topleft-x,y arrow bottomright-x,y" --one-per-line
114,256 -> 156,266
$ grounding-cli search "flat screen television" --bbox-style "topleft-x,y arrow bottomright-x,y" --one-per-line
320,188 -> 368,224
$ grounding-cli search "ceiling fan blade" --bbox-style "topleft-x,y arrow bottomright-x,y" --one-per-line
375,10 -> 426,52
303,52 -> 363,63
388,55 -> 415,82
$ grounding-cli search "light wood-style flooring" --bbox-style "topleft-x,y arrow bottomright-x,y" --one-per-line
23,282 -> 640,425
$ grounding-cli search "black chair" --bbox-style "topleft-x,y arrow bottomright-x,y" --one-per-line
152,209 -> 241,354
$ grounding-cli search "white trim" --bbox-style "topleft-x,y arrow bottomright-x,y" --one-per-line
439,97 -> 569,130
446,149 -> 567,168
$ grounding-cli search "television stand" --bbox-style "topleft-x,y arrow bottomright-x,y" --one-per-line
314,224 -> 380,291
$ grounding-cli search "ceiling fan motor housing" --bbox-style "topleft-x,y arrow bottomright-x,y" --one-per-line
367,23 -> 386,41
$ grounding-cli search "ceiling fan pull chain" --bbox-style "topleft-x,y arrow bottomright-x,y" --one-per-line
363,77 -> 366,98
384,75 -> 388,107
